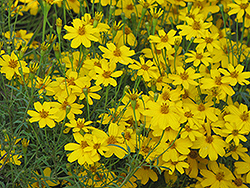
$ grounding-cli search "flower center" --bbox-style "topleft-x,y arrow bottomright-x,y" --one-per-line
61,101 -> 69,110
141,64 -> 149,71
93,143 -> 101,149
142,145 -> 150,153
216,172 -> 225,181
107,135 -> 117,144
162,92 -> 170,101
185,125 -> 192,132
80,141 -> 89,149
184,111 -> 194,118
240,3 -> 249,9
189,150 -> 198,159
77,120 -> 85,129
215,76 -> 222,85
230,71 -> 238,78
125,26 -> 132,35
206,136 -> 214,143
180,71 -> 189,80
205,37 -> 213,43
198,103 -> 205,111
240,111 -> 249,121
192,21 -> 201,30
161,34 -> 169,42
124,132 -> 131,140
126,4 -> 134,10
102,71 -> 111,78
196,53 -> 203,59
66,77 -> 76,85
78,26 -> 86,35
160,103 -> 169,114
246,13 -> 250,19
234,178 -> 243,186
232,130 -> 238,136
8,59 -> 18,68
113,48 -> 121,57
15,31 -> 21,38
39,109 -> 49,118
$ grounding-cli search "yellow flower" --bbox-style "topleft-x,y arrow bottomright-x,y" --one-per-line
64,132 -> 98,165
66,118 -> 92,132
0,51 -> 29,80
129,56 -> 158,82
63,17 -> 99,48
225,143 -> 248,160
200,162 -> 234,187
0,150 -> 22,169
149,29 -> 176,50
177,17 -> 212,40
161,155 -> 189,175
94,59 -> 123,87
99,43 -> 135,65
185,49 -> 213,67
228,0 -> 250,20
3,30 -> 33,49
73,77 -> 101,105
113,26 -> 137,47
27,101 -> 58,128
222,122 -> 248,146
224,104 -> 250,131
219,64 -> 250,86
116,0 -> 143,18
168,67 -> 201,89
134,165 -> 158,185
235,155 -> 250,183
29,167 -> 60,187
194,30 -> 220,53
192,134 -> 227,161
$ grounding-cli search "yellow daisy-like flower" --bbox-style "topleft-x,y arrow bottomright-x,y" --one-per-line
148,29 -> 176,50
63,18 -> 99,48
99,43 -> 135,65
177,17 -> 212,40
27,101 -> 58,128
185,49 -> 213,67
200,162 -> 234,188
168,67 -> 201,89
235,155 -> 250,183
228,0 -> 250,20
134,165 -> 158,185
94,59 -> 123,87
0,51 -> 29,80
129,56 -> 158,82
66,118 -> 92,133
219,64 -> 250,86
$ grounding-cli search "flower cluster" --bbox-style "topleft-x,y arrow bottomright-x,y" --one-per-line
1,0 -> 250,187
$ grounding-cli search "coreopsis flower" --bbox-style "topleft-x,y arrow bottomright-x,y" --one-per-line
192,133 -> 227,161
0,150 -> 22,168
3,30 -> 33,49
143,100 -> 180,130
94,59 -> 123,87
63,17 -> 99,48
181,124 -> 203,142
64,133 -> 99,165
0,51 -> 29,80
185,49 -> 213,67
54,94 -> 84,122
224,104 -> 250,130
222,122 -> 248,146
161,155 -> 189,175
225,143 -> 248,160
116,0 -> 143,18
27,101 -> 58,128
134,165 -> 158,185
228,0 -> 250,20
149,29 -> 177,50
113,26 -> 137,47
177,17 -> 212,40
201,69 -> 235,99
168,67 -> 201,89
103,123 -> 128,159
200,162 -> 234,188
162,138 -> 193,162
129,56 -> 158,82
73,77 -> 101,105
66,118 -> 92,133
157,86 -> 181,102
29,167 -> 60,187
235,155 -> 250,183
99,43 -> 135,65
219,64 -> 250,86
232,173 -> 249,188
194,30 -> 220,53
